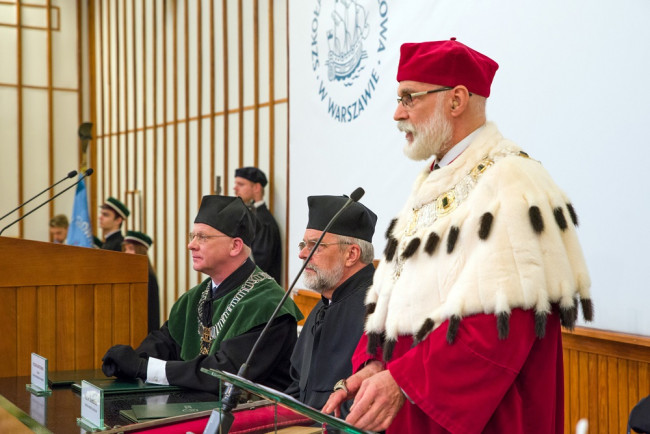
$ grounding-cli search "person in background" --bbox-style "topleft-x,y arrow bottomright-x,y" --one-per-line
101,195 -> 303,392
234,167 -> 282,284
99,197 -> 130,251
284,195 -> 377,417
122,230 -> 160,333
49,214 -> 68,244
323,38 -> 593,433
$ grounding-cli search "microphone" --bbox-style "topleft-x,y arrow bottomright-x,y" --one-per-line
0,169 -> 93,237
213,187 -> 365,433
0,170 -> 78,222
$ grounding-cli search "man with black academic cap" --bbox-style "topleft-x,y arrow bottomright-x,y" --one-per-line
101,195 -> 303,392
99,196 -> 130,251
234,167 -> 282,284
122,231 -> 160,333
284,195 -> 377,416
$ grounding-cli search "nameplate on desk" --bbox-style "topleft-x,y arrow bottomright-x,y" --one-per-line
26,353 -> 52,396
77,380 -> 105,431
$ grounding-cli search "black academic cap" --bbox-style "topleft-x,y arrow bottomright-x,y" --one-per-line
234,167 -> 268,187
306,195 -> 377,243
194,195 -> 256,246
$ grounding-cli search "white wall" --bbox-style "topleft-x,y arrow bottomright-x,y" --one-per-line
289,0 -> 650,335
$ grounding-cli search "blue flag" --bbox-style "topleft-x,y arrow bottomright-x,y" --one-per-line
67,176 -> 93,247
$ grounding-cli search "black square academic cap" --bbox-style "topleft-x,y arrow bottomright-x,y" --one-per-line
306,195 -> 377,243
194,195 -> 256,246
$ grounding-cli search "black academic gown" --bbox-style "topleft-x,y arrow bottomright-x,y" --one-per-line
101,231 -> 124,252
135,260 -> 298,392
147,268 -> 160,333
251,203 -> 282,284
285,263 -> 374,414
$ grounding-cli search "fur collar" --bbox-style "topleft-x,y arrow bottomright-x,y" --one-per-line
365,123 -> 592,359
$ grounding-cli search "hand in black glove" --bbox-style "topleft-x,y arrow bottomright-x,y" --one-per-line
101,345 -> 148,380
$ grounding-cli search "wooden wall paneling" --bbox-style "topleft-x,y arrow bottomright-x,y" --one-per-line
196,0 -> 203,207
162,0 -> 169,319
222,0 -> 230,194
588,353 -> 599,433
16,287 -> 36,376
607,356 -> 618,433
184,0 -> 190,294
129,282 -> 148,344
253,0 -> 259,166
618,359 -> 629,431
172,0 -> 179,301
640,362 -> 650,403
0,288 -> 18,377
141,0 -> 148,233
568,349 -> 579,432
237,0 -> 243,167
94,283 -> 113,368
112,282 -> 131,344
46,0 -> 54,221
36,286 -> 57,371
55,285 -> 76,371
628,361 -> 639,428
209,0 -> 216,196
267,0 -> 276,212
16,0 -> 24,238
597,354 -> 608,430
578,351 -> 589,425
74,284 -> 94,369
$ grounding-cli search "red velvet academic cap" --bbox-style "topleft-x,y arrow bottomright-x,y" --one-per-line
396,38 -> 499,97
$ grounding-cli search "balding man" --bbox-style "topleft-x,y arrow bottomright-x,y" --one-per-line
323,38 -> 593,433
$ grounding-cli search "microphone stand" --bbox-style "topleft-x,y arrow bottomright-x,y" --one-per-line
0,169 -> 93,236
0,170 -> 78,222
213,187 -> 365,434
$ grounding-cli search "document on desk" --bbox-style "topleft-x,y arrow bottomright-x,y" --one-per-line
132,401 -> 220,420
71,378 -> 183,395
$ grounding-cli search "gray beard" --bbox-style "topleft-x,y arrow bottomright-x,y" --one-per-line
400,109 -> 453,161
302,261 -> 345,293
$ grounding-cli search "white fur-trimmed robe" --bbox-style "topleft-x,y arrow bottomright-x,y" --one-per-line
365,123 -> 592,352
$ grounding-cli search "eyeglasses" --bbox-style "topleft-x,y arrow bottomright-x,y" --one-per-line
189,232 -> 230,244
396,87 -> 454,108
298,240 -> 351,253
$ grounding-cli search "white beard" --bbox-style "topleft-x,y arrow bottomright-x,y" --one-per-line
399,107 -> 453,161
302,259 -> 345,293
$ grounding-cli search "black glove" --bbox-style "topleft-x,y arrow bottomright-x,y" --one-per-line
101,345 -> 148,380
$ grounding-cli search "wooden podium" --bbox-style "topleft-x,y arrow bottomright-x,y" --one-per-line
0,237 -> 149,377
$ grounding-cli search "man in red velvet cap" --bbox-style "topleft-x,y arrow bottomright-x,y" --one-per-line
323,38 -> 593,433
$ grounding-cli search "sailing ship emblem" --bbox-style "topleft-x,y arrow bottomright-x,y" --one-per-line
326,0 -> 369,81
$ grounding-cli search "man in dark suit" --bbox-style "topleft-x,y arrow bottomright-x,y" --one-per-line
99,197 -> 130,251
234,167 -> 282,284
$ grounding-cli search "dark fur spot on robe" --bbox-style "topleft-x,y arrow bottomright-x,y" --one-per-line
424,232 -> 440,255
567,203 -> 579,226
414,318 -> 435,345
560,303 -> 578,330
384,238 -> 398,262
553,207 -> 568,231
535,312 -> 548,338
401,237 -> 421,259
446,315 -> 461,344
366,332 -> 382,356
447,226 -> 460,254
385,218 -> 398,239
383,340 -> 396,362
497,312 -> 510,340
529,206 -> 544,233
365,303 -> 376,318
580,298 -> 594,321
478,212 -> 494,240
